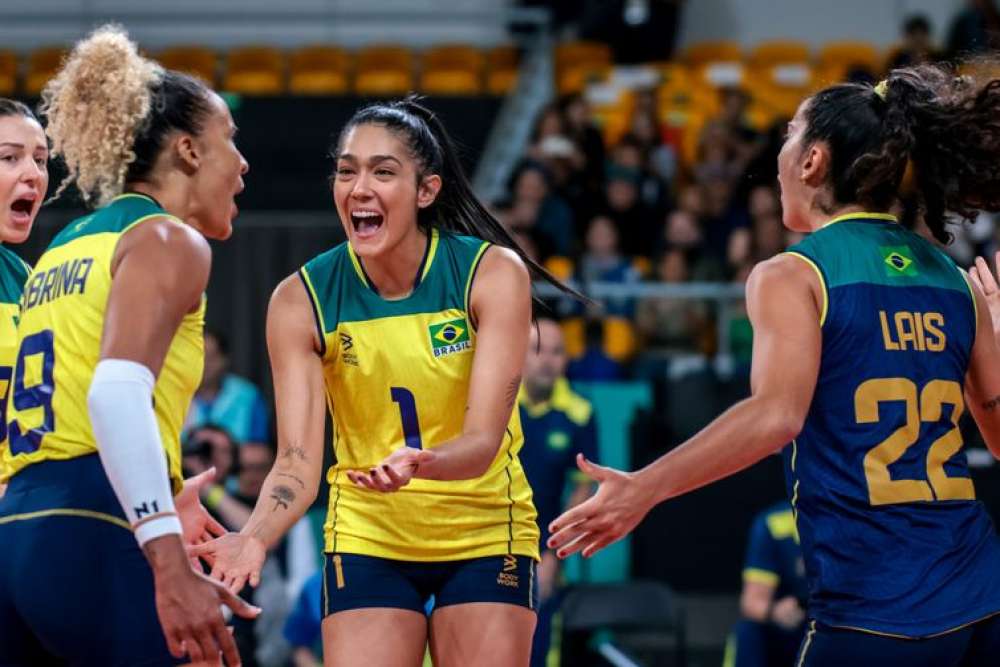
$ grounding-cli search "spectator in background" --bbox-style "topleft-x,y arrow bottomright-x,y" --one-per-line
577,215 -> 641,316
603,164 -> 659,256
518,318 -> 599,667
182,423 -> 238,484
634,247 -> 711,378
658,210 -> 724,280
610,133 -> 670,213
627,106 -> 678,187
567,317 -> 624,381
186,329 -> 271,444
509,160 -> 575,256
888,14 -> 943,70
714,86 -> 762,170
723,501 -> 808,667
560,92 -> 607,193
947,0 -> 1000,59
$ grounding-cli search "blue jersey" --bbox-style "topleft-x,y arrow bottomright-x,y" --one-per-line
784,212 -> 1000,638
743,501 -> 808,604
518,378 -> 599,546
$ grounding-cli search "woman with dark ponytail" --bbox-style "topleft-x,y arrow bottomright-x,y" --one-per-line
545,63 -> 1000,666
195,98 -> 579,665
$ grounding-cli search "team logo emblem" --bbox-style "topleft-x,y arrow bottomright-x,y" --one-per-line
880,246 -> 917,277
339,330 -> 358,366
497,554 -> 520,588
428,318 -> 472,358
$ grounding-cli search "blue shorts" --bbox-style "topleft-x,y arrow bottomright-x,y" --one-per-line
797,615 -> 1000,667
321,552 -> 538,617
0,455 -> 182,667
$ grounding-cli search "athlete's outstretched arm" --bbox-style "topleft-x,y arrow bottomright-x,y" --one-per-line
964,255 -> 1000,458
348,246 -> 531,491
190,274 -> 327,592
547,254 -> 822,558
90,219 -> 259,666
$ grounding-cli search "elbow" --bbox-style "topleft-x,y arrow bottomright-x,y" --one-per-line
760,401 -> 806,448
462,431 -> 505,479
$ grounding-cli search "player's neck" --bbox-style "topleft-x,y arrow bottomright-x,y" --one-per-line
524,383 -> 551,406
125,180 -> 190,221
360,227 -> 428,299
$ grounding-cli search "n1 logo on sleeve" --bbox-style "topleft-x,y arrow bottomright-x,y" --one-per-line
428,318 -> 471,358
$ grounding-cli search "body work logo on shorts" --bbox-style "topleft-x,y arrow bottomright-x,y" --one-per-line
429,318 -> 472,358
497,554 -> 519,588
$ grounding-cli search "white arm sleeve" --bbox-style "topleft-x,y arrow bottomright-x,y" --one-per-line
87,358 -> 181,547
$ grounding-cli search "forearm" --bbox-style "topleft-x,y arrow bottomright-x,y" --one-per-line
636,395 -> 801,506
415,430 -> 504,481
241,460 -> 319,549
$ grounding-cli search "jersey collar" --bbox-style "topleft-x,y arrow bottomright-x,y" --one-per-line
347,228 -> 439,297
822,211 -> 898,228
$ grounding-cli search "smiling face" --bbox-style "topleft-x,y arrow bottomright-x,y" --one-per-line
333,123 -> 440,260
0,114 -> 48,244
181,93 -> 248,241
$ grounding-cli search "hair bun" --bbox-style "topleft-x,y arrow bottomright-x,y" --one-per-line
41,24 -> 161,206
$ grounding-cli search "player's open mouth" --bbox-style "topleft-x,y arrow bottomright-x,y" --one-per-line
351,209 -> 384,239
10,196 -> 36,225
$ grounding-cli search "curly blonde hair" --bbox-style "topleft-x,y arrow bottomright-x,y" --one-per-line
41,25 -> 161,207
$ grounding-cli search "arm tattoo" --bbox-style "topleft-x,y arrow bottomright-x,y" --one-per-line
270,485 -> 296,511
982,396 -> 1000,411
276,472 -> 306,490
505,375 -> 522,410
280,445 -> 308,462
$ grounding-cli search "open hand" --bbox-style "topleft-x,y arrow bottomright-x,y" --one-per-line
176,467 -> 227,567
188,532 -> 267,595
346,446 -> 436,492
547,454 -> 650,559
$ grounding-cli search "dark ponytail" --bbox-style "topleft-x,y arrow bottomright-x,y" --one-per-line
804,62 -> 1000,244
0,98 -> 37,122
334,96 -> 584,300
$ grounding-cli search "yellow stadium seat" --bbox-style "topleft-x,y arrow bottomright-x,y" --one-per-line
749,40 -> 810,67
544,256 -> 575,282
355,45 -> 414,95
420,44 -> 483,94
816,41 -> 881,76
224,46 -> 284,94
289,45 -> 350,94
554,41 -> 611,72
631,256 -> 652,278
0,51 -> 16,96
557,64 -> 610,95
486,45 -> 519,95
752,62 -> 816,117
603,317 -> 637,362
560,317 -> 585,360
24,47 -> 67,96
157,46 -> 217,85
682,40 -> 742,66
694,61 -> 747,90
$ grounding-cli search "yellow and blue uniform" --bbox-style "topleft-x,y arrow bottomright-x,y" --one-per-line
0,245 -> 30,480
0,193 -> 203,667
518,377 -> 598,667
300,228 -> 539,614
725,502 -> 807,667
785,213 -> 1000,664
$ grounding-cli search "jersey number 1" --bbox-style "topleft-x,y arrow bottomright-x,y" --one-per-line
391,387 -> 423,449
856,377 -> 974,506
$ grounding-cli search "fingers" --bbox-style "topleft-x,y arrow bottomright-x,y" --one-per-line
575,453 -> 608,481
549,497 -> 596,537
249,569 -> 261,588
582,534 -> 616,559
165,630 -> 186,659
188,466 -> 218,489
213,616 -> 241,667
554,532 -> 589,558
193,627 -> 221,666
218,585 -> 262,620
970,266 -> 984,293
205,514 -> 228,538
976,256 -> 998,294
182,630 -> 206,662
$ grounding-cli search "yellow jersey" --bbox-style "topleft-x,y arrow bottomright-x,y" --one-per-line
1,193 -> 204,493
300,228 -> 539,561
0,246 -> 31,479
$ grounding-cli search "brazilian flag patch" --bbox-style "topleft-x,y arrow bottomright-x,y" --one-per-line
429,318 -> 472,358
880,246 -> 918,277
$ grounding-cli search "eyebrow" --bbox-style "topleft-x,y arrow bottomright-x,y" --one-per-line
0,142 -> 46,152
0,142 -> 24,149
338,153 -> 403,166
